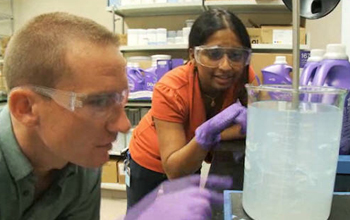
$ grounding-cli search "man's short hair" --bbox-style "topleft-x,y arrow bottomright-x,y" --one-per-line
4,12 -> 119,89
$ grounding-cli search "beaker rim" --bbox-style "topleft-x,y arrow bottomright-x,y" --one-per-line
245,84 -> 348,95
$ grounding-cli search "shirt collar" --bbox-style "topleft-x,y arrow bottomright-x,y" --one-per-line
57,163 -> 78,187
0,105 -> 33,181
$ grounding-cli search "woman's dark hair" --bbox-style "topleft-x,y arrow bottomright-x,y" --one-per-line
189,9 -> 251,106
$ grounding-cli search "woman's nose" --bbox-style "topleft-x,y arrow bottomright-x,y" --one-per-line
218,54 -> 232,71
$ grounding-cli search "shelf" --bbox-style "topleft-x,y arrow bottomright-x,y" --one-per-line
204,0 -> 289,13
107,0 -> 289,17
101,182 -> 126,191
120,44 -> 188,51
126,100 -> 152,107
252,44 -> 310,50
120,44 -> 310,52
106,2 -> 204,17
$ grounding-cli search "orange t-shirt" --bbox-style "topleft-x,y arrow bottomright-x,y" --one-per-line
129,62 -> 255,173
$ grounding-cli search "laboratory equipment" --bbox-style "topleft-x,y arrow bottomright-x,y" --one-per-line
282,0 -> 340,19
242,85 -> 346,220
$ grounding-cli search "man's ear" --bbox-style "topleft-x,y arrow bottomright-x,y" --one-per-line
8,89 -> 40,127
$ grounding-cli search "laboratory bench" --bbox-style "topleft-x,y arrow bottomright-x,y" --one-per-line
208,140 -> 350,220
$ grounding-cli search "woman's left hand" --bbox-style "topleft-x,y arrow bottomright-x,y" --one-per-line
195,101 -> 247,150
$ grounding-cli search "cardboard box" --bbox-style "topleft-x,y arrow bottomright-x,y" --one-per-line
261,26 -> 306,45
247,28 -> 261,44
118,160 -> 126,184
101,160 -> 118,183
118,34 -> 127,46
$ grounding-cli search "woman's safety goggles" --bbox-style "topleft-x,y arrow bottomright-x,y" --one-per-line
18,85 -> 128,119
194,46 -> 252,68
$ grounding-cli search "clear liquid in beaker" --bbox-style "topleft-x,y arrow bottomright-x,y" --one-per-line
242,101 -> 342,220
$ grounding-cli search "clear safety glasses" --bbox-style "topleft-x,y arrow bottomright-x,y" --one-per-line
23,85 -> 128,119
194,46 -> 252,68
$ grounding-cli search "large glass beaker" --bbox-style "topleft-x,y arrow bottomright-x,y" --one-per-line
242,85 -> 347,220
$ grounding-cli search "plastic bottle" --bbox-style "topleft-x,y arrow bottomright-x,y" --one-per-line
143,68 -> 157,91
261,56 -> 293,85
312,44 -> 350,155
300,49 -> 325,86
151,54 -> 171,81
127,62 -> 144,92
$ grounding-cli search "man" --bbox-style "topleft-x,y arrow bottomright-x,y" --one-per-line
0,12 -> 131,219
0,12 -> 231,220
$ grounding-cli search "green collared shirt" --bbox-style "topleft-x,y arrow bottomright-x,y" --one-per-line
0,106 -> 101,220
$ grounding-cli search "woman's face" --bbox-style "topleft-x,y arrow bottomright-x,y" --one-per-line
194,29 -> 247,94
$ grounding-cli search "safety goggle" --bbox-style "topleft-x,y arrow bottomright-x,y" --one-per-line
194,46 -> 251,68
16,85 -> 129,119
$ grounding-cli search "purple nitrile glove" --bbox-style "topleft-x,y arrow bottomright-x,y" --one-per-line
195,101 -> 247,150
124,175 -> 232,220
137,187 -> 213,220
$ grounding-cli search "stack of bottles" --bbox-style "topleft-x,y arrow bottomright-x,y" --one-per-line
260,44 -> 350,155
127,55 -> 184,99
306,44 -> 350,155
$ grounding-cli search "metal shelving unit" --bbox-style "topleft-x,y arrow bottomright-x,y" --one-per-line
107,0 -> 289,17
106,1 -> 204,17
204,0 -> 289,13
108,0 -> 308,51
120,43 -> 310,52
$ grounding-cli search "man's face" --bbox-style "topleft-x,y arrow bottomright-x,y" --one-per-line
37,41 -> 131,168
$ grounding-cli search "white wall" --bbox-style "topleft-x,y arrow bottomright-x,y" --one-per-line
13,0 -> 115,32
305,1 -> 342,50
342,0 -> 350,56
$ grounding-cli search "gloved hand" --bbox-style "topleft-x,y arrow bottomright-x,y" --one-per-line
137,187 -> 214,220
124,175 -> 232,220
195,101 -> 247,150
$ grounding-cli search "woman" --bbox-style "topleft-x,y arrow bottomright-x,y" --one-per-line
127,9 -> 257,208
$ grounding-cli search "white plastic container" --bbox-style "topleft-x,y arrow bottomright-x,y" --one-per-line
127,56 -> 152,69
167,30 -> 177,38
182,27 -> 191,44
151,54 -> 171,67
127,29 -> 139,46
138,29 -> 148,46
156,28 -> 167,45
167,37 -> 175,44
147,29 -> 157,45
175,36 -> 183,44
185,19 -> 195,27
